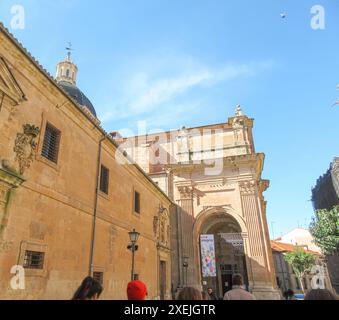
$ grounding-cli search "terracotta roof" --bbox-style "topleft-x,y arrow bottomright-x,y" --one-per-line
271,241 -> 321,255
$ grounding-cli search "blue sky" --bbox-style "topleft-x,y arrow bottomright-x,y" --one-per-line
0,0 -> 338,238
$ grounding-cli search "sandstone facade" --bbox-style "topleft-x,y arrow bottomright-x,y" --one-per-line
0,23 -> 172,300
119,107 -> 281,299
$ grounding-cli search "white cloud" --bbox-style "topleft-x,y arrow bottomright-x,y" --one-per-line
99,57 -> 274,124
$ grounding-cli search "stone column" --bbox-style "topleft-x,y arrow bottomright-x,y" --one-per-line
177,185 -> 195,287
239,180 -> 280,299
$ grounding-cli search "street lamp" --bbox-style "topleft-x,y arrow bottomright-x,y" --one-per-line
127,229 -> 140,281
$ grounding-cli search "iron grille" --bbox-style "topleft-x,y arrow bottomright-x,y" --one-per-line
23,251 -> 45,269
100,165 -> 109,194
93,272 -> 104,285
41,123 -> 61,163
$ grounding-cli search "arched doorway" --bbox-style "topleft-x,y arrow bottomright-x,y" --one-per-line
199,212 -> 249,298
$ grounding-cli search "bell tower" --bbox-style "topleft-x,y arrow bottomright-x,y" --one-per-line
55,43 -> 78,85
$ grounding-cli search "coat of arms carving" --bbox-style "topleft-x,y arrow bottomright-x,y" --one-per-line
13,124 -> 40,175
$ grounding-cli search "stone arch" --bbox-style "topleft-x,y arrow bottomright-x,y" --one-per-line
192,206 -> 251,296
193,206 -> 247,240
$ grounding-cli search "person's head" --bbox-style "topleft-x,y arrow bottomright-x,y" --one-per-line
207,288 -> 213,294
177,287 -> 203,300
232,274 -> 244,286
305,289 -> 338,300
127,280 -> 148,300
287,289 -> 294,297
72,276 -> 103,300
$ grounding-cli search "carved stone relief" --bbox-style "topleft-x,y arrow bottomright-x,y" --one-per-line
13,124 -> 40,175
239,181 -> 257,196
155,207 -> 170,249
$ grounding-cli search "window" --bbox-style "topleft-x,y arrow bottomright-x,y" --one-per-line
133,274 -> 139,281
23,251 -> 45,269
93,272 -> 104,285
41,123 -> 61,163
134,191 -> 140,214
100,165 -> 109,194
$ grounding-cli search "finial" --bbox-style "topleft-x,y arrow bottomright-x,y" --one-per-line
235,104 -> 243,117
65,42 -> 73,61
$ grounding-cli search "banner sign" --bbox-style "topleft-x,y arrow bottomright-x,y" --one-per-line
200,234 -> 217,278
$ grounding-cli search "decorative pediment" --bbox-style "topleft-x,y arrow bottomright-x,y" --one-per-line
0,57 -> 26,105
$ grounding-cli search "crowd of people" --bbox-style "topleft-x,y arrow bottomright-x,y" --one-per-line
71,274 -> 338,301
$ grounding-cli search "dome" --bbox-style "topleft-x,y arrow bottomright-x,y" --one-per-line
58,81 -> 97,117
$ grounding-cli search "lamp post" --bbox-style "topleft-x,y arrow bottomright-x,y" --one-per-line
127,229 -> 140,281
183,256 -> 189,286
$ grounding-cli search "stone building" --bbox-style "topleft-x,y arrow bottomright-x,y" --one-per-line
311,157 -> 339,294
271,241 -> 333,296
274,228 -> 321,253
118,106 -> 281,299
312,157 -> 339,211
0,23 -> 172,300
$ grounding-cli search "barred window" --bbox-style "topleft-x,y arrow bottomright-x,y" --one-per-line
93,272 -> 104,285
100,165 -> 109,194
41,123 -> 61,163
23,251 -> 45,269
134,191 -> 140,214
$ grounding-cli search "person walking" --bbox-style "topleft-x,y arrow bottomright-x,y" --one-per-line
223,274 -> 255,300
207,287 -> 218,300
72,276 -> 103,300
305,289 -> 338,300
283,289 -> 296,300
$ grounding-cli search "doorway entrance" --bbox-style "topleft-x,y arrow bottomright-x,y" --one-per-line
200,214 -> 248,299
159,260 -> 167,300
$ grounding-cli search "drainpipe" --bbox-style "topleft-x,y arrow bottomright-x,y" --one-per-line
89,135 -> 106,276
0,92 -> 4,112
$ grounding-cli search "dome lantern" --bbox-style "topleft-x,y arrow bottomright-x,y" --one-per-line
55,44 -> 97,118
56,44 -> 78,85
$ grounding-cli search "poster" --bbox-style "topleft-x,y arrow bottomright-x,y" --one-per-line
200,234 -> 217,277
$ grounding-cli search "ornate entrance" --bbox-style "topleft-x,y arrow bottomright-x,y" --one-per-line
199,213 -> 249,298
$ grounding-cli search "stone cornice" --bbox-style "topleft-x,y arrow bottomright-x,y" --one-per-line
239,178 -> 270,196
0,166 -> 25,188
166,153 -> 265,175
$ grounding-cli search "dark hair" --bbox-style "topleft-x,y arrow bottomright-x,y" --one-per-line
232,274 -> 243,286
305,289 -> 338,301
72,276 -> 103,300
283,289 -> 294,299
177,287 -> 202,300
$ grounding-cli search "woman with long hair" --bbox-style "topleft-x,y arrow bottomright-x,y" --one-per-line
72,276 -> 103,300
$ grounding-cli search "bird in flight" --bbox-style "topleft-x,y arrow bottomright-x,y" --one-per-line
280,12 -> 287,19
